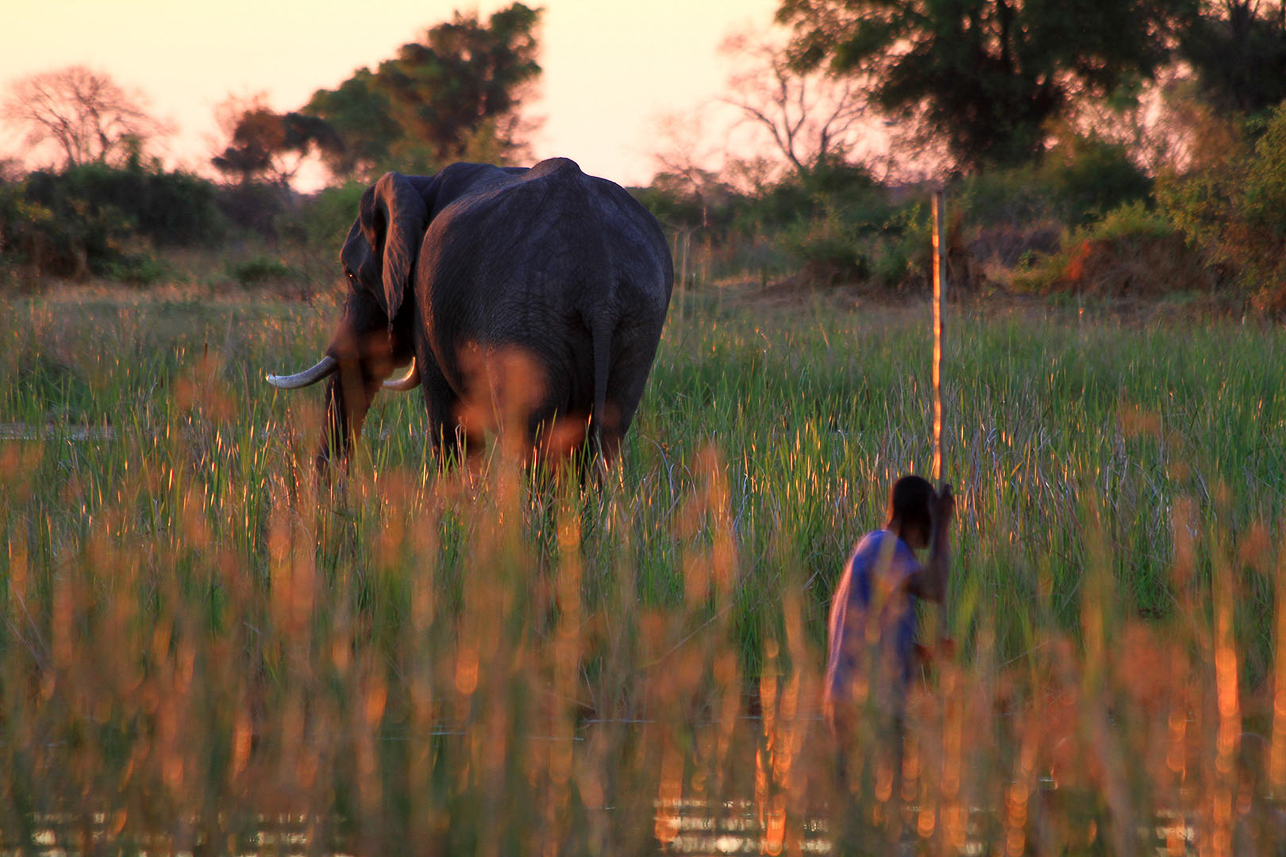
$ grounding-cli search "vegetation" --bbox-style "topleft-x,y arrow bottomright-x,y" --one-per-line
0,157 -> 222,282
0,66 -> 168,169
5,2 -> 1286,852
301,2 -> 542,178
776,0 -> 1198,170
2,281 -> 1285,852
1178,0 -> 1286,114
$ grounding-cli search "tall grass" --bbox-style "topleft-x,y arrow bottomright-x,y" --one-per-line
2,284 -> 1286,854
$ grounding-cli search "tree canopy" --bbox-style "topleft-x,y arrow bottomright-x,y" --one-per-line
303,3 -> 541,179
211,97 -> 343,187
777,0 -> 1197,171
1179,0 -> 1286,115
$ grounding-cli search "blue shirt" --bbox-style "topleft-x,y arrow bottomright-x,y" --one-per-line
824,530 -> 922,714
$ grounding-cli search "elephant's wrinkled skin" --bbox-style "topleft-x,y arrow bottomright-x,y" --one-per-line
270,157 -> 673,473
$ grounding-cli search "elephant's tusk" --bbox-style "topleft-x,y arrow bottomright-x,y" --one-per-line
383,357 -> 420,391
266,355 -> 339,389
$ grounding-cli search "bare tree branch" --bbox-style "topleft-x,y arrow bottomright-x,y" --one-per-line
718,29 -> 874,180
2,66 -> 167,168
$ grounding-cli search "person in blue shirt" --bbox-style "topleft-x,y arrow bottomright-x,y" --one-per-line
823,474 -> 955,746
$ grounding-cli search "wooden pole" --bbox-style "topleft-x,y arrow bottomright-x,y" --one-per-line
931,190 -> 945,485
931,189 -> 952,654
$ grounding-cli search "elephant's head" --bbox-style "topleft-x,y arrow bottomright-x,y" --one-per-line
267,172 -> 429,472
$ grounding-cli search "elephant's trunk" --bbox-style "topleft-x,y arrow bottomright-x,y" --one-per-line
317,362 -> 382,476
315,318 -> 398,475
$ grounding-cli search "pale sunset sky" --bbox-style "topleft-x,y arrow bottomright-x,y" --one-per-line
1,0 -> 783,188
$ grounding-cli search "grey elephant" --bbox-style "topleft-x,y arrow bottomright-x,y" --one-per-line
267,157 -> 673,473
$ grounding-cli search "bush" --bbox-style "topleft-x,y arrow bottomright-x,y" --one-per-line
1157,100 -> 1286,311
285,182 -> 368,250
104,252 -> 169,286
227,255 -> 294,286
215,182 -> 288,236
1039,134 -> 1153,226
24,159 -> 224,247
1013,201 -> 1212,296
0,178 -> 132,280
957,133 -> 1153,273
2,161 -> 223,285
780,210 -> 869,287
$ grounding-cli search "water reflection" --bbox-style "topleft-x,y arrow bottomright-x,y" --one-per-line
654,797 -> 1197,856
657,799 -> 832,855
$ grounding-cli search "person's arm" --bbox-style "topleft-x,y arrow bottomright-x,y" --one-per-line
907,484 -> 954,603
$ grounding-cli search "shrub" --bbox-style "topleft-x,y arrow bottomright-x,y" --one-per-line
957,133 -> 1153,273
104,252 -> 169,286
1157,100 -> 1286,311
286,182 -> 368,251
1039,134 -> 1153,226
0,178 -> 133,280
1013,201 -> 1212,296
780,210 -> 869,287
215,182 -> 288,236
3,161 -> 223,284
24,159 -> 224,247
227,255 -> 294,286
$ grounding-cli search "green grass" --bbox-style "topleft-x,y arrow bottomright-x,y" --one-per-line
2,282 -> 1286,853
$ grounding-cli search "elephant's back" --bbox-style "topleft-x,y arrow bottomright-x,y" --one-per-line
415,158 -> 672,399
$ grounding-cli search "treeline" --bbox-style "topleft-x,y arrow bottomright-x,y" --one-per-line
0,3 -> 543,290
3,1 -> 1286,310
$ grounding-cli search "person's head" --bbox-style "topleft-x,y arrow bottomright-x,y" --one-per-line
886,474 -> 934,549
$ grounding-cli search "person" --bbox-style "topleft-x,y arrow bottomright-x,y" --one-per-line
823,475 -> 955,748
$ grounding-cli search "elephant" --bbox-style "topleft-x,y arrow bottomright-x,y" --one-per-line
267,157 -> 673,474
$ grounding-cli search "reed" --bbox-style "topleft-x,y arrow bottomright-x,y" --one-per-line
2,286 -> 1284,854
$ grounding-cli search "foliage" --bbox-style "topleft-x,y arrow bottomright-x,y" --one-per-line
1157,100 -> 1286,309
303,3 -> 542,180
0,65 -> 168,168
737,157 -> 887,233
1039,132 -> 1154,225
777,0 -> 1198,170
780,208 -> 871,285
0,184 -> 56,278
0,160 -> 222,285
280,182 -> 369,252
213,181 -> 288,237
211,100 -> 344,187
226,255 -> 294,286
636,157 -> 918,288
957,133 -> 1151,228
301,71 -> 400,179
1009,200 -> 1210,295
0,175 -> 130,280
103,252 -> 169,286
25,158 -> 224,247
1179,0 -> 1286,115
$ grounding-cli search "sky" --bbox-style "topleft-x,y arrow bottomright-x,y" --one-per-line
1,0 -> 782,188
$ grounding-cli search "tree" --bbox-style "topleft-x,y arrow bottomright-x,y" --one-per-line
211,94 -> 343,187
719,30 -> 873,182
1180,0 -> 1286,115
301,70 -> 399,179
304,3 -> 542,179
777,0 -> 1198,171
1,66 -> 168,168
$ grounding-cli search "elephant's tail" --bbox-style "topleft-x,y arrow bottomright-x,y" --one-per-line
590,313 -> 615,459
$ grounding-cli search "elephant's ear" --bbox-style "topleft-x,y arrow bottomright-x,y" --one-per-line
360,172 -> 429,325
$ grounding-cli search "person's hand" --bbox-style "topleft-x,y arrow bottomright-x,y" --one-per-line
932,482 -> 955,525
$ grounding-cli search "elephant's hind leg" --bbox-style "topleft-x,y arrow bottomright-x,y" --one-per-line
416,351 -> 464,468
